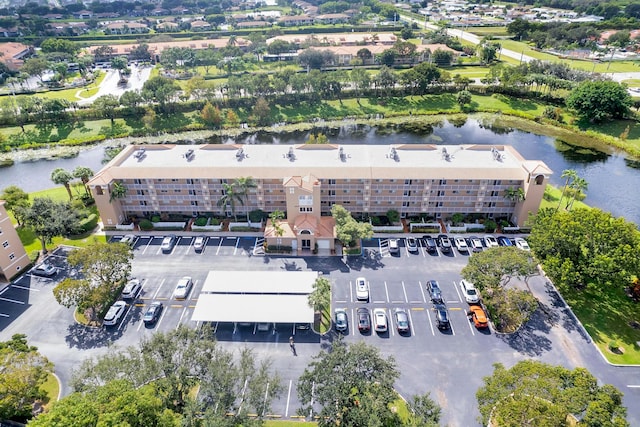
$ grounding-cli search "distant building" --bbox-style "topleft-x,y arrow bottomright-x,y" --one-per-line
0,42 -> 34,71
0,201 -> 30,283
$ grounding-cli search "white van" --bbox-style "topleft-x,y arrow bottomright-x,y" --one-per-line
389,239 -> 399,254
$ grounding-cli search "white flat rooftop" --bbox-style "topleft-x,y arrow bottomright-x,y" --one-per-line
201,270 -> 316,294
191,294 -> 314,323
191,270 -> 318,323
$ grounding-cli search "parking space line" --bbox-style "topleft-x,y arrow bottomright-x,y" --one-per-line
0,312 -> 9,317
154,305 -> 169,330
11,285 -> 40,292
142,238 -> 153,255
152,278 -> 166,299
466,312 -> 476,336
285,380 -> 293,417
420,240 -> 427,257
335,300 -> 347,303
118,302 -> 135,332
453,281 -> 463,303
384,282 -> 390,303
216,238 -> 224,255
387,308 -> 394,336
351,308 -> 356,335
349,281 -> 353,303
175,307 -> 187,330
253,323 -> 257,334
425,308 -> 435,335
407,310 -> 416,336
233,237 -> 240,255
183,237 -> 193,255
401,281 -> 408,303
419,281 -> 427,303
0,287 -> 7,296
0,297 -> 24,304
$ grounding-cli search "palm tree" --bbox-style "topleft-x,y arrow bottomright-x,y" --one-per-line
233,176 -> 257,216
557,169 -> 577,211
566,177 -> 588,210
51,168 -> 74,200
73,166 -> 94,195
504,187 -> 525,204
109,181 -> 128,202
269,209 -> 285,250
217,183 -> 243,221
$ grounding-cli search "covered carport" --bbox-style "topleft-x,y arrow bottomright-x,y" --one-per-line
191,271 -> 317,324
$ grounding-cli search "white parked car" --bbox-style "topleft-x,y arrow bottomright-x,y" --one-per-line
103,301 -> 127,326
454,237 -> 469,253
173,276 -> 193,299
469,236 -> 484,252
119,234 -> 136,246
121,278 -> 141,299
406,237 -> 419,253
193,236 -> 205,252
484,235 -> 499,248
460,279 -> 480,304
373,308 -> 388,332
514,237 -> 531,251
355,277 -> 369,301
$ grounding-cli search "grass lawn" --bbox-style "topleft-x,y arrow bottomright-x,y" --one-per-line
443,65 -> 490,79
265,421 -> 317,427
540,185 -> 590,211
468,26 -> 509,36
41,373 -> 61,410
560,283 -> 640,364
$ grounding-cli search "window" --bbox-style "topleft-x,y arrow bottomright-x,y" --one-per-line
191,201 -> 199,206
328,179 -> 336,185
299,207 -> 312,212
436,202 -> 443,207
402,201 -> 410,207
299,195 -> 313,206
140,201 -> 147,206
405,179 -> 412,185
439,180 -> 447,185
9,253 -> 14,260
134,179 -> 142,184
452,190 -> 458,194
171,179 -> 178,182
437,191 -> 444,197
2,241 -> 8,248
289,188 -> 295,194
328,190 -> 336,196
174,189 -> 181,193
404,190 -> 411,196
136,189 -> 145,195
189,189 -> 196,195
493,180 -> 501,185
535,175 -> 544,185
490,191 -> 499,197
187,179 -> 194,184
0,228 -> 2,234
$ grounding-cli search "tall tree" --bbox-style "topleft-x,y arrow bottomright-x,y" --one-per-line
72,167 -> 94,195
477,360 -> 628,427
109,181 -> 127,202
556,169 -> 577,211
0,185 -> 29,225
21,57 -> 50,84
233,176 -> 257,215
407,392 -> 441,427
297,339 -> 402,426
50,168 -> 74,201
92,95 -> 121,125
566,176 -> 588,210
308,276 -> 330,313
567,81 -> 632,123
217,182 -> 243,221
22,197 -> 80,254
331,204 -> 373,249
53,242 -> 132,323
503,187 -> 525,204
0,334 -> 53,420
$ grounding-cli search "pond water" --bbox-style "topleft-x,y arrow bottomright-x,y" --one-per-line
0,118 -> 638,224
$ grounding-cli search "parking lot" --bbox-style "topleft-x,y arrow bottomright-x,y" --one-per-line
1,234 -> 639,426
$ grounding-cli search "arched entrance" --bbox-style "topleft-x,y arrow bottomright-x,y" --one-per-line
299,229 -> 312,249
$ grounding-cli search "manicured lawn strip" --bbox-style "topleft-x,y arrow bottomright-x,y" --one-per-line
41,373 -> 61,409
540,185 -> 590,212
265,421 -> 317,426
559,283 -> 640,364
468,26 -> 509,36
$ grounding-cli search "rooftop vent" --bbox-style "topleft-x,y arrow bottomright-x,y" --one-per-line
491,147 -> 505,162
387,146 -> 399,162
133,148 -> 146,160
284,147 -> 296,162
236,147 -> 245,161
184,149 -> 195,161
338,146 -> 348,162
441,147 -> 452,162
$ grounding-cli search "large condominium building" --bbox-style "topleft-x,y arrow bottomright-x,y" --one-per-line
89,144 -> 551,250
0,201 -> 30,282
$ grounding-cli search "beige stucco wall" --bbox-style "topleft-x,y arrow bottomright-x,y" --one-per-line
0,201 -> 30,281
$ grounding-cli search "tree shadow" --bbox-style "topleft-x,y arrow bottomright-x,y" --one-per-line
344,249 -> 386,271
498,308 -> 553,357
65,322 -> 119,350
303,256 -> 351,274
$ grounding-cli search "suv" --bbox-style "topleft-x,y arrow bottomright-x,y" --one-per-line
31,263 -> 57,277
103,301 -> 127,326
434,304 -> 450,330
460,279 -> 480,304
193,236 -> 206,252
355,277 -> 369,301
373,308 -> 388,332
335,309 -> 348,333
438,235 -> 452,253
173,276 -> 193,299
143,301 -> 163,325
406,237 -> 418,253
357,308 -> 371,333
394,308 -> 410,333
121,279 -> 141,299
454,237 -> 469,253
423,236 -> 438,253
389,239 -> 400,254
161,235 -> 177,253
426,280 -> 443,304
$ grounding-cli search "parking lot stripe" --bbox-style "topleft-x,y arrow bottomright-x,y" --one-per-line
0,297 -> 24,304
453,281 -> 463,303
419,281 -> 427,303
384,282 -> 390,303
184,237 -> 193,255
11,285 -> 40,292
285,380 -> 293,417
425,308 -> 435,335
407,310 -> 416,336
349,281 -> 353,303
401,281 -> 408,303
176,307 -> 187,330
152,279 -> 166,299
387,308 -> 394,336
233,237 -> 241,255
0,313 -> 9,317
335,300 -> 347,303
465,312 -> 476,336
351,308 -> 356,335
118,303 -> 135,332
216,238 -> 224,255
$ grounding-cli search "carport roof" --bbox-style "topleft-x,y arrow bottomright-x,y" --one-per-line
200,270 -> 317,294
191,294 -> 314,323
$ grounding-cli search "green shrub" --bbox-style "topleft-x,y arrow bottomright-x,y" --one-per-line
608,341 -> 620,351
210,218 -> 221,226
371,216 -> 381,226
249,209 -> 265,222
484,219 -> 497,233
266,245 -> 292,253
79,213 -> 98,232
387,209 -> 400,224
194,217 -> 208,226
139,219 -> 153,231
151,215 -> 161,223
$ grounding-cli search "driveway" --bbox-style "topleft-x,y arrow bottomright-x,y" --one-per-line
77,64 -> 152,106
